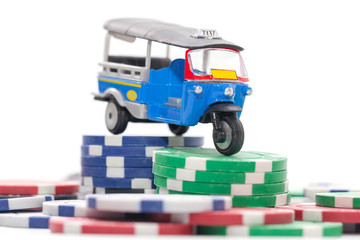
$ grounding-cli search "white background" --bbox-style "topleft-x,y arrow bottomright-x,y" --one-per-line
1,0 -> 360,239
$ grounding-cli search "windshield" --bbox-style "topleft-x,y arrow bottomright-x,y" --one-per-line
187,48 -> 248,80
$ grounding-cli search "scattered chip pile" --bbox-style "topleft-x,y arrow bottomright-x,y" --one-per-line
43,194 -> 341,237
277,191 -> 360,235
153,148 -> 290,207
80,135 -> 204,195
2,134 -> 360,237
0,180 -> 79,228
45,194 -> 340,236
288,192 -> 360,234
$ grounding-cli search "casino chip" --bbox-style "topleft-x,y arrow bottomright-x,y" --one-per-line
81,145 -> 160,157
232,194 -> 291,207
316,192 -> 360,209
81,156 -> 153,168
86,194 -> 232,213
154,175 -> 289,196
94,187 -> 156,194
289,189 -> 312,204
304,182 -> 360,200
157,188 -> 291,207
196,221 -> 342,237
53,194 -> 78,200
0,180 -> 79,195
82,135 -> 204,147
290,197 -> 313,204
50,217 -> 193,235
43,200 -> 98,217
153,163 -> 287,184
189,207 -> 294,226
0,212 -> 50,228
290,188 -> 305,197
153,148 -> 287,172
82,176 -> 155,189
0,194 -> 77,200
0,195 -> 53,211
146,213 -> 190,224
280,203 -> 360,223
43,200 -> 132,219
81,166 -> 153,179
43,199 -> 191,222
77,186 -> 94,200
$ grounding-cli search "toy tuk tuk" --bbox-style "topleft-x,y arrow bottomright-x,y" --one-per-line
93,18 -> 252,155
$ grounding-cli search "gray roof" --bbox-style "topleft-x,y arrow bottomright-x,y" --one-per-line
104,18 -> 243,51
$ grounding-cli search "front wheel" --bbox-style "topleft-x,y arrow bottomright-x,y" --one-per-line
105,100 -> 129,134
212,114 -> 244,156
168,124 -> 189,136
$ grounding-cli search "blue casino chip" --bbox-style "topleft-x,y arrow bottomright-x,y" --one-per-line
0,212 -> 50,228
94,187 -> 156,194
82,135 -> 204,147
81,156 -> 153,168
86,194 -> 232,213
81,166 -> 154,179
81,176 -> 155,189
81,145 -> 160,157
0,195 -> 53,211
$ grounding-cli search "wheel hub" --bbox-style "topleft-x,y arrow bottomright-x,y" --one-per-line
213,130 -> 226,143
105,102 -> 118,130
215,121 -> 232,149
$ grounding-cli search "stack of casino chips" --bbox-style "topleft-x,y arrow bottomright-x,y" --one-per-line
151,148 -> 344,237
80,135 -> 204,195
293,182 -> 360,201
153,148 -> 290,208
289,182 -> 360,205
281,192 -> 360,234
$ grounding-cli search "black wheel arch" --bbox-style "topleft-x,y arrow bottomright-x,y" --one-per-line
199,103 -> 242,123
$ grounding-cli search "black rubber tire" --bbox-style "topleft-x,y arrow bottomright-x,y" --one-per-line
213,114 -> 244,156
105,100 -> 129,134
168,124 -> 189,136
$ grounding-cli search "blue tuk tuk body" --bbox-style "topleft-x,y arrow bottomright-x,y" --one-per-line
98,59 -> 250,126
94,18 -> 252,155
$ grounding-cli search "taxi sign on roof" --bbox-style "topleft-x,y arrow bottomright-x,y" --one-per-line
192,29 -> 222,40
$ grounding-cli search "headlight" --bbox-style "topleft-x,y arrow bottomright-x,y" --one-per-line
224,87 -> 233,97
195,86 -> 203,94
247,88 -> 253,95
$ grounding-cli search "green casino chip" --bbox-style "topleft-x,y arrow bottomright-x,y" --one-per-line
157,187 -> 291,207
154,175 -> 288,196
153,163 -> 287,184
196,221 -> 342,237
153,148 -> 287,172
316,192 -> 360,209
290,188 -> 305,197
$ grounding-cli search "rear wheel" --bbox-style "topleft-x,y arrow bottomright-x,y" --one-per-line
105,100 -> 129,134
168,124 -> 189,136
212,114 -> 244,156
